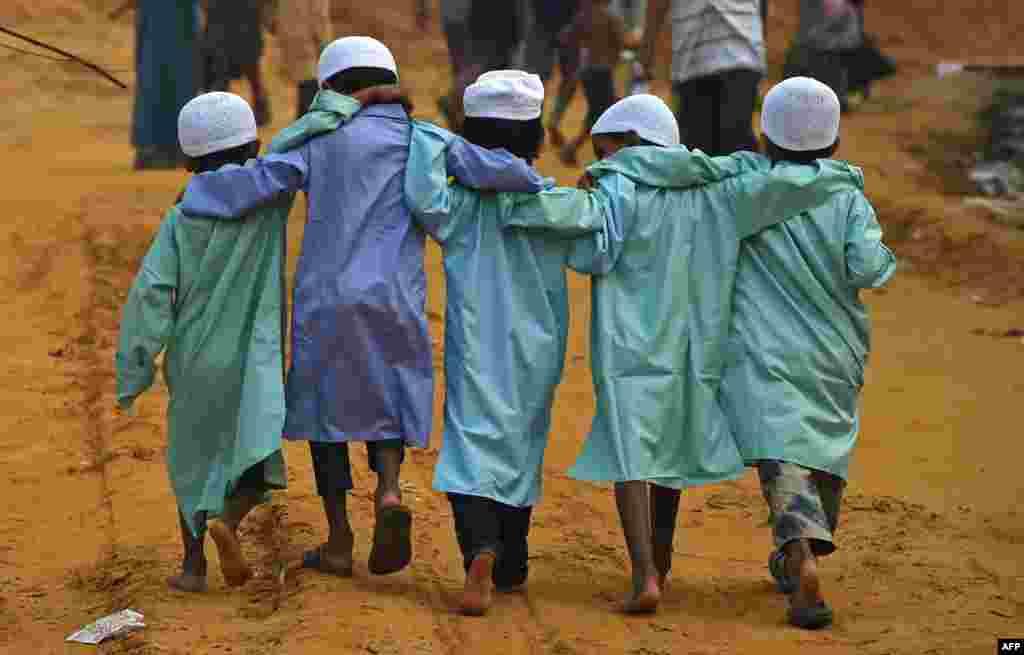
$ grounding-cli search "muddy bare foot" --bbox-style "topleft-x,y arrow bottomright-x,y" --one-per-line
622,575 -> 661,614
461,552 -> 496,616
786,542 -> 833,629
208,519 -> 252,587
167,572 -> 207,593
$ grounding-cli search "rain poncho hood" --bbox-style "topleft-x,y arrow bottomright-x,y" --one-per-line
502,146 -> 866,487
178,93 -> 547,450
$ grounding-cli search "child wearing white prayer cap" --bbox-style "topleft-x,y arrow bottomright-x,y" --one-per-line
117,92 -> 288,593
403,70 -> 612,616
487,90 -> 868,615
721,76 -> 896,629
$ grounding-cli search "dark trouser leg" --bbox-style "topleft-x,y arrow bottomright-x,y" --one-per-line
675,77 -> 717,155
494,503 -> 534,590
448,493 -> 500,615
309,441 -> 355,562
243,63 -> 271,126
167,509 -> 207,592
614,481 -> 661,612
448,493 -> 502,570
715,68 -> 762,155
649,484 -> 681,586
367,439 -> 405,510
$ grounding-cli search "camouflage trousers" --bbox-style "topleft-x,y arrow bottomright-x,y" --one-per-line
757,461 -> 846,557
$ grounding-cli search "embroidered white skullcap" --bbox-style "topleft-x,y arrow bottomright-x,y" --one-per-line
177,92 -> 258,158
591,94 -> 680,147
464,70 -> 545,121
761,77 -> 841,151
318,36 -> 398,85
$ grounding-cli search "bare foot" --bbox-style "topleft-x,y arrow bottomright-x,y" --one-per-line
461,552 -> 496,616
167,572 -> 207,593
622,575 -> 661,614
208,519 -> 252,587
790,550 -> 824,611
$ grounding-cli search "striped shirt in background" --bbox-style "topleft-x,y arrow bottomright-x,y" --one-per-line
670,0 -> 766,83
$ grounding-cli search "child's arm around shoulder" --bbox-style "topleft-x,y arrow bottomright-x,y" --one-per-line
180,149 -> 309,220
844,191 -> 897,289
115,209 -> 181,409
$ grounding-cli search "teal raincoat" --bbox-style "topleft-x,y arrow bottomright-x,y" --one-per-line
404,124 -> 604,508
115,92 -> 363,536
720,160 -> 896,480
503,147 -> 866,488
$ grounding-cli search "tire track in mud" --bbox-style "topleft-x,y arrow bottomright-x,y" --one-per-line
77,222 -> 120,566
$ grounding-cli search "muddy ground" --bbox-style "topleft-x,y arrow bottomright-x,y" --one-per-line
1,1 -> 1022,654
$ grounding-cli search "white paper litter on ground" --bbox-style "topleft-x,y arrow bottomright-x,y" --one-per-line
66,609 -> 145,644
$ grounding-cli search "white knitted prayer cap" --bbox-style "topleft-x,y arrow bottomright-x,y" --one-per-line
591,94 -> 680,147
760,77 -> 841,151
464,70 -> 545,121
177,92 -> 257,158
318,36 -> 398,85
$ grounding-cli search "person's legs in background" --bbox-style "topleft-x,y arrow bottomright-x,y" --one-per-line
560,65 -> 615,165
714,68 -> 761,154
674,75 -> 717,155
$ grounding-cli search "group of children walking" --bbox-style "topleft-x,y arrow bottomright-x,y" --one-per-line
116,33 -> 895,632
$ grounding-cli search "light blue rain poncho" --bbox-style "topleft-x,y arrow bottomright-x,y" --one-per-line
403,124 -> 608,508
721,160 -> 896,480
178,91 -> 546,449
115,92 -> 376,536
502,147 -> 866,488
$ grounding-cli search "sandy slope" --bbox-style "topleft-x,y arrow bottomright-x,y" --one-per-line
0,2 -> 1021,654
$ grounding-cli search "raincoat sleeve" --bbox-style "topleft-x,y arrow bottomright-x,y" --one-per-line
565,175 -> 638,274
495,174 -> 632,274
845,193 -> 897,288
405,122 -> 549,242
179,150 -> 310,220
115,213 -> 180,408
445,136 -> 551,193
725,161 -> 868,238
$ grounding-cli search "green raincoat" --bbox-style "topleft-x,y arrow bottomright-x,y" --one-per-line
721,160 -> 896,479
502,147 -> 866,488
115,91 -> 362,536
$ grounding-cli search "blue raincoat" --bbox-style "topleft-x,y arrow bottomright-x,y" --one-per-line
720,161 -> 896,479
403,124 -> 606,508
179,98 -> 547,448
115,92 -> 370,537
502,147 -> 866,488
